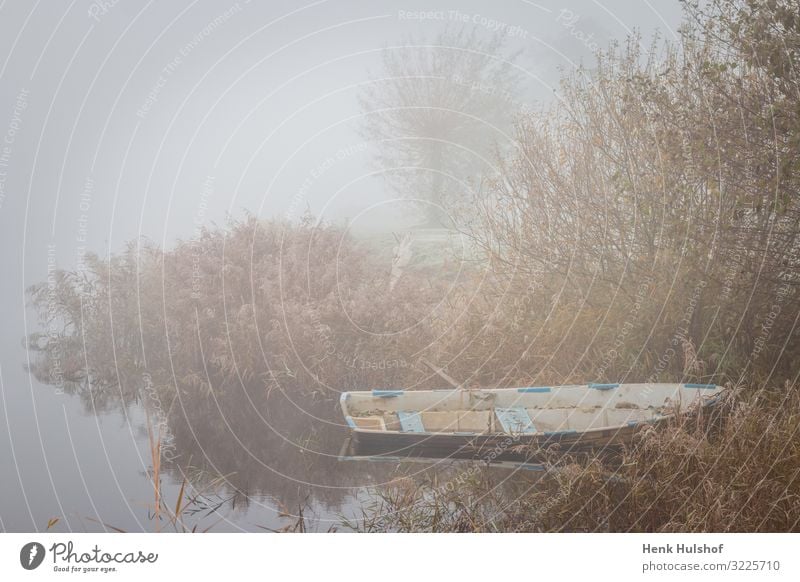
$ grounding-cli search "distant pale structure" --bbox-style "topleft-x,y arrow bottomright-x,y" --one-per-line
389,232 -> 414,291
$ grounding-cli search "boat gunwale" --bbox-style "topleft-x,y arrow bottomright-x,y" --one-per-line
340,383 -> 724,438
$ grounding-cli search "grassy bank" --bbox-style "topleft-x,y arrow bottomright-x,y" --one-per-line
353,383 -> 800,532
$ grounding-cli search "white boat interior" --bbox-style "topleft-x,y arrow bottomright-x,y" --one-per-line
341,383 -> 724,436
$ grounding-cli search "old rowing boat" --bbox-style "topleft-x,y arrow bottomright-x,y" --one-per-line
340,383 -> 724,460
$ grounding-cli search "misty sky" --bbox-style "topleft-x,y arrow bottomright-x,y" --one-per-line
0,0 -> 684,286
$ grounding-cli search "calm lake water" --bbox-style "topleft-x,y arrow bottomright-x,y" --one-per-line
3,308 -> 520,532
0,312 -> 420,533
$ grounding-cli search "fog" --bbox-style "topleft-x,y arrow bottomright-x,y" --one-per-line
0,0 -> 681,282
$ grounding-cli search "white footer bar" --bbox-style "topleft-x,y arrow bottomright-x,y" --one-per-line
1,533 -> 797,581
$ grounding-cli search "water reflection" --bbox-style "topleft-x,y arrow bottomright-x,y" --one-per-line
163,381 -> 396,512
21,337 -> 547,534
20,221 -> 530,531
25,356 -> 431,531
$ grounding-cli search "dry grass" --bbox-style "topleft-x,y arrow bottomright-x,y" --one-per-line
352,383 -> 800,532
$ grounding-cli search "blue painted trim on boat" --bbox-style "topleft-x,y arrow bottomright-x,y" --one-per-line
397,411 -> 426,433
684,383 -> 717,389
517,463 -> 546,472
339,392 -> 349,405
589,383 -> 619,390
495,407 -> 537,434
543,429 -> 578,437
517,387 -> 551,393
372,389 -> 404,398
628,418 -> 660,427
345,416 -> 356,428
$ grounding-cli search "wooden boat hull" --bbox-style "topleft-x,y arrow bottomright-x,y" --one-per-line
349,419 -> 647,461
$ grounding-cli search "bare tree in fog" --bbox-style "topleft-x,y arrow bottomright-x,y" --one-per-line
360,27 -> 523,226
